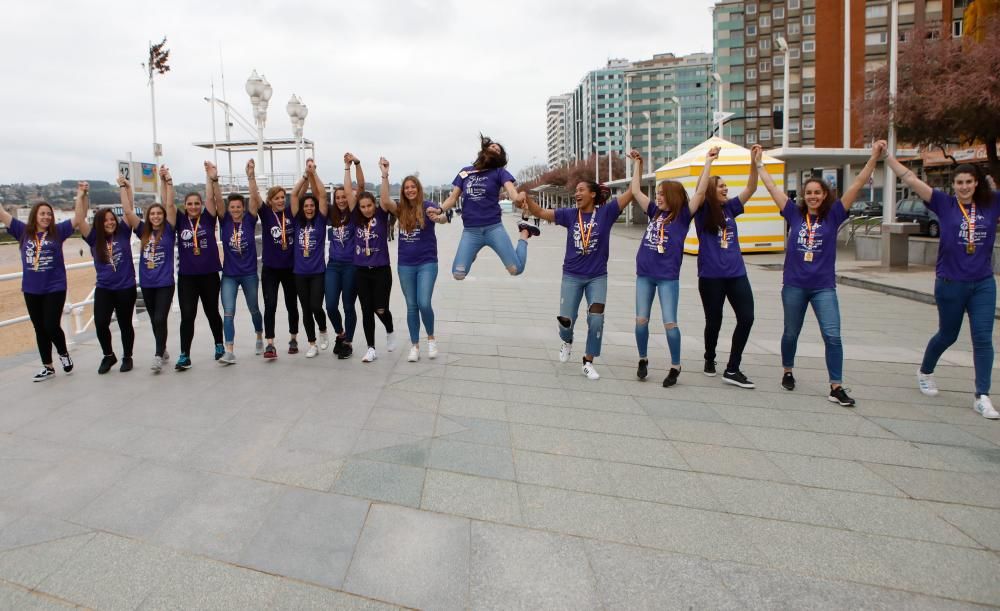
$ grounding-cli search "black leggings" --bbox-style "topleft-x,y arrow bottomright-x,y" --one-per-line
356,265 -> 394,348
698,274 -> 755,372
177,273 -> 223,354
141,285 -> 174,357
262,266 -> 299,339
294,273 -> 326,343
94,287 -> 136,358
24,291 -> 68,365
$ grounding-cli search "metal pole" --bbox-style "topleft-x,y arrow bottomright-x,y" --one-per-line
647,115 -> 652,175
625,74 -> 632,179
843,0 -> 852,148
210,81 -> 218,168
885,0 -> 899,223
677,105 -> 682,157
782,47 -> 791,149
257,110 -> 265,184
717,79 -> 724,139
148,52 -> 161,204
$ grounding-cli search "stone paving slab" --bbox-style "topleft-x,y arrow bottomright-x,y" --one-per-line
0,220 -> 998,608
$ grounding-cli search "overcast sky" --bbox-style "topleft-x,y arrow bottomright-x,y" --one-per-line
0,0 -> 715,186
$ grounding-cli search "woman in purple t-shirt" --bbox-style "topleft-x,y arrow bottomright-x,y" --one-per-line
290,159 -> 330,358
436,135 -> 539,280
524,182 -> 634,381
759,141 -> 883,408
217,178 -> 264,365
79,179 -> 138,375
0,185 -> 86,381
886,154 -> 1000,419
380,158 -> 448,363
122,166 -> 177,373
324,153 -> 364,360
693,146 -> 759,389
628,150 -> 698,388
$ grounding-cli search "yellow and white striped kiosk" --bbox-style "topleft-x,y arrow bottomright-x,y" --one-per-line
654,137 -> 786,254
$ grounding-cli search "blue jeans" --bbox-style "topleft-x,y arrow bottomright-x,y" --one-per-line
781,286 -> 843,384
221,273 -> 263,345
922,276 -> 996,395
398,262 -> 438,344
558,274 -> 607,358
452,223 -> 527,279
635,276 -> 681,366
325,261 -> 357,342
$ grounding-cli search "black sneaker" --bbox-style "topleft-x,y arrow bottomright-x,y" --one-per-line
288,339 -> 299,355
662,367 -> 681,388
337,343 -> 354,360
637,359 -> 648,380
59,353 -> 74,374
722,370 -> 755,389
517,221 -> 541,237
829,386 -> 856,407
781,371 -> 795,391
97,354 -> 117,375
120,357 -> 133,373
333,335 -> 345,357
32,367 -> 55,382
703,359 -> 717,377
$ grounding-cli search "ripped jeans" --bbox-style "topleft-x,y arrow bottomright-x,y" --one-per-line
635,276 -> 681,366
558,273 -> 607,358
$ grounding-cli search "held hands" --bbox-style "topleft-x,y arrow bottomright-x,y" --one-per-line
204,161 -> 219,181
871,140 -> 888,160
77,181 -> 89,197
305,158 -> 316,175
246,159 -> 255,179
750,144 -> 763,166
379,157 -> 390,177
706,146 -> 721,162
427,207 -> 444,221
116,175 -> 130,189
159,165 -> 172,184
629,149 -> 643,165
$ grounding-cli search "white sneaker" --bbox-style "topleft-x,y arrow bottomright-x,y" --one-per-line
407,345 -> 420,362
306,344 -> 319,358
151,356 -> 163,373
427,340 -> 439,359
974,395 -> 1000,419
319,333 -> 329,351
162,350 -> 170,362
582,361 -> 600,380
362,347 -> 378,363
32,367 -> 54,382
917,371 -> 939,396
559,342 -> 572,363
386,332 -> 397,352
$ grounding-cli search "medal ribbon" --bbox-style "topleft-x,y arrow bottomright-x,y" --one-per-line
274,209 -> 287,248
189,214 -> 201,254
577,209 -> 595,255
106,238 -> 116,272
32,233 -> 43,271
958,201 -> 976,247
804,213 -> 817,249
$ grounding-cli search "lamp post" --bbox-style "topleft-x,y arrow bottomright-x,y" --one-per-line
776,36 -> 791,149
885,0 -> 899,223
245,70 -> 273,182
286,94 -> 308,176
711,72 -> 723,138
641,112 -> 653,173
670,97 -> 682,158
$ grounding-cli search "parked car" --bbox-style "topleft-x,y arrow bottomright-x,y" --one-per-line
895,197 -> 940,237
847,200 -> 883,217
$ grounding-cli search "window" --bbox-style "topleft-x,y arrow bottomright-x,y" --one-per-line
774,54 -> 784,67
900,1 -> 915,15
774,7 -> 785,19
747,24 -> 758,36
802,93 -> 816,105
926,0 -> 942,11
746,3 -> 757,14
865,5 -> 888,18
760,38 -> 771,50
760,84 -> 772,97
790,97 -> 801,110
789,120 -> 800,134
760,15 -> 771,27
760,60 -> 771,72
788,0 -> 800,7
775,77 -> 785,90
746,47 -> 758,58
746,130 -> 757,142
866,32 -> 888,45
746,88 -> 758,102
790,47 -> 801,59
803,40 -> 816,52
953,19 -> 963,36
788,22 -> 801,34
803,13 -> 816,26
760,128 -> 772,140
803,118 -> 815,131
746,67 -> 757,79
802,66 -> 816,79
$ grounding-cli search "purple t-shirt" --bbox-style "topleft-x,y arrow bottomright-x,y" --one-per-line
694,197 -> 747,279
220,211 -> 259,277
781,201 -> 848,289
176,210 -> 221,275
83,221 -> 136,290
328,216 -> 355,264
927,189 -> 1000,282
8,219 -> 75,294
554,201 -> 623,278
135,221 -> 175,288
398,202 -> 439,267
259,206 -> 294,270
293,213 -> 327,275
636,202 -> 693,281
353,208 -> 391,268
451,166 -> 516,228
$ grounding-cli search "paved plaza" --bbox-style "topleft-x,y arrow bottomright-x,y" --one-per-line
1,219 -> 999,609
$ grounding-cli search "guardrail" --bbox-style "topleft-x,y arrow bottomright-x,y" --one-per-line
841,215 -> 884,245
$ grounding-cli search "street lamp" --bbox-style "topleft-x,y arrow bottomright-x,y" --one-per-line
670,97 -> 682,158
711,72 -> 723,138
286,94 -> 308,176
245,70 -> 273,182
641,112 -> 653,173
776,36 -> 791,149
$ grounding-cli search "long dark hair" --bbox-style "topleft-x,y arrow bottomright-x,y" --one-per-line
92,208 -> 119,264
397,176 -> 427,234
296,194 -> 320,226
703,176 -> 727,234
953,163 -> 992,207
23,202 -> 57,243
329,186 -> 350,227
657,181 -> 688,225
579,181 -> 610,207
799,178 -> 836,220
351,192 -> 379,226
473,135 -> 508,170
140,203 -> 168,251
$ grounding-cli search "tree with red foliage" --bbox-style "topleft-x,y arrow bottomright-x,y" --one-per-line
519,154 -> 626,193
860,17 -> 1000,181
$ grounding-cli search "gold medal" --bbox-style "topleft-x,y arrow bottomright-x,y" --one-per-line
366,248 -> 371,257
721,241 -> 729,249
147,259 -> 155,269
804,251 -> 814,262
657,244 -> 664,254
967,243 -> 976,255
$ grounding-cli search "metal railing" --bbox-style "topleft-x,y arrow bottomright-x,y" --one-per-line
841,215 -> 884,245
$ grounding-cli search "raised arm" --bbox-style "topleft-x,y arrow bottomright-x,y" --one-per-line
737,145 -> 760,205
378,157 -> 399,214
439,186 -> 462,212
353,155 -> 367,198
629,150 -> 650,208
119,175 -> 141,230
160,165 -> 178,227
755,145 -> 788,211
204,161 -> 221,217
523,194 -> 556,223
73,181 -> 89,234
246,159 -> 262,216
503,180 -> 527,210
885,145 -> 933,202
614,186 -> 635,212
689,146 -> 720,215
343,153 -> 359,211
841,140 -> 886,209
290,175 -> 307,217
306,158 -> 328,217
0,202 -> 12,227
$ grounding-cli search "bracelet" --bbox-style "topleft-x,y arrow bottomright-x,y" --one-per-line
119,186 -> 127,189
210,178 -> 219,183
381,175 -> 389,179
353,160 -> 360,166
902,170 -> 914,180
166,180 -> 173,184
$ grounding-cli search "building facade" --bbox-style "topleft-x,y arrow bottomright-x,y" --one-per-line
713,0 -> 747,145
545,94 -> 573,168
